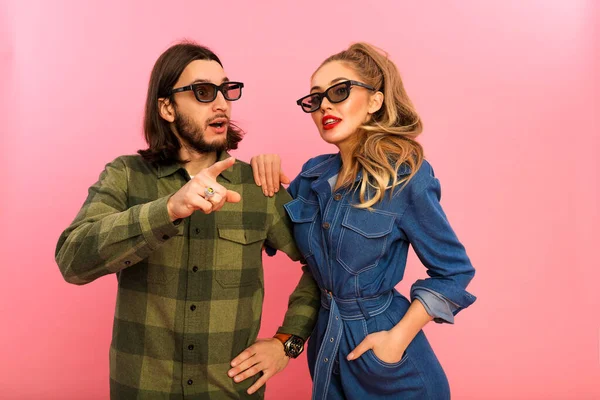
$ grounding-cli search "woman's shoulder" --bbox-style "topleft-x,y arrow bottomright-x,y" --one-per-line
299,153 -> 338,174
393,159 -> 439,199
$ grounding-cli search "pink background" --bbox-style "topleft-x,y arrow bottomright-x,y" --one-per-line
1,0 -> 598,399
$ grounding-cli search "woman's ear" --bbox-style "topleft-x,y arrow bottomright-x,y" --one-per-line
368,91 -> 384,114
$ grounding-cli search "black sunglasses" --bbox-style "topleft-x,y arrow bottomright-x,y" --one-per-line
170,81 -> 244,103
296,80 -> 376,113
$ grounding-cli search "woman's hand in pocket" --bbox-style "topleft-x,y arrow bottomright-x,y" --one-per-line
347,330 -> 409,364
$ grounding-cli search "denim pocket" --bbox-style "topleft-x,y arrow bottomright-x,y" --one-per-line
285,196 -> 320,258
336,207 -> 395,274
352,319 -> 427,397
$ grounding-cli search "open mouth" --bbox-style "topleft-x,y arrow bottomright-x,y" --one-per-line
322,115 -> 341,130
207,117 -> 229,130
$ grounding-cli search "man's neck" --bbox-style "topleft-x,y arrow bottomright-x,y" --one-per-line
179,148 -> 218,177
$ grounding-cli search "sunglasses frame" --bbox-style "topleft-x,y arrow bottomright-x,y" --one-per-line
296,80 -> 376,113
170,81 -> 245,103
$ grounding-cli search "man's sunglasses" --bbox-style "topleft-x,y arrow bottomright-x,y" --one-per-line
296,80 -> 376,113
170,81 -> 244,103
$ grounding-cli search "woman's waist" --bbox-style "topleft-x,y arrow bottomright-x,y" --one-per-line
320,289 -> 410,320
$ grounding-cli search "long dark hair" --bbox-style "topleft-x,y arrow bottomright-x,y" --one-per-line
138,41 -> 243,165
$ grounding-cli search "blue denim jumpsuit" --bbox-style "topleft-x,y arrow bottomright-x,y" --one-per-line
283,154 -> 476,399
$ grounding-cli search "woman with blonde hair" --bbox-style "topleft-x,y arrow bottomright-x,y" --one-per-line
242,43 -> 476,399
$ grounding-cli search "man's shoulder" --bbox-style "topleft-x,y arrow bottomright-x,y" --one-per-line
231,158 -> 293,204
104,154 -> 157,175
231,158 -> 254,184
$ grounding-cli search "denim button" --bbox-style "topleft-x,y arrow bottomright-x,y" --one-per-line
322,222 -> 330,230
330,338 -> 334,342
324,357 -> 329,362
334,194 -> 342,201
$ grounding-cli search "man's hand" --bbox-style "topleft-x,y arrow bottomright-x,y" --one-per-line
167,157 -> 241,221
228,338 -> 290,395
250,154 -> 290,197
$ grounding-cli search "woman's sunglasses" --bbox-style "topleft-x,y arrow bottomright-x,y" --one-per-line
170,81 -> 244,103
296,80 -> 376,113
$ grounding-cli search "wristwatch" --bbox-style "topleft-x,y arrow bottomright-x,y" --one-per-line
273,333 -> 305,359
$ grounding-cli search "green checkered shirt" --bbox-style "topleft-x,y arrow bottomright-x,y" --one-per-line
55,152 -> 320,399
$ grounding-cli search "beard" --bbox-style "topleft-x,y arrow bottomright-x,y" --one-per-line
174,111 -> 230,154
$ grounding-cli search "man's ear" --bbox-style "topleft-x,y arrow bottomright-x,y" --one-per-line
368,91 -> 384,114
158,98 -> 176,122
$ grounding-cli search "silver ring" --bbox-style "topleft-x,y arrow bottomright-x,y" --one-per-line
204,187 -> 216,198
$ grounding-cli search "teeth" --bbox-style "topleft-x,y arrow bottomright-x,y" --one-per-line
324,119 -> 339,125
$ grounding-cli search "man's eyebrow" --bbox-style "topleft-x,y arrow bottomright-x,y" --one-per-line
189,77 -> 230,85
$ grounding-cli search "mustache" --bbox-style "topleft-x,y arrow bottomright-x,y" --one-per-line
206,114 -> 230,125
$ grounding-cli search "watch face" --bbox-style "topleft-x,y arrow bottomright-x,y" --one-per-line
285,336 -> 304,358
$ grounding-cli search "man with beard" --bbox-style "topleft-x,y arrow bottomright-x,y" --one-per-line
55,42 -> 320,399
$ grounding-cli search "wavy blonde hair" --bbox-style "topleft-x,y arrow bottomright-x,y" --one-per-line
317,43 -> 424,208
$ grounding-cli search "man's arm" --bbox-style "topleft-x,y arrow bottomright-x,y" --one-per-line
265,185 -> 320,339
56,156 -> 241,285
55,157 -> 180,285
228,184 -> 320,395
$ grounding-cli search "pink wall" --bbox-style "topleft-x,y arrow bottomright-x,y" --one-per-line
1,0 -> 598,398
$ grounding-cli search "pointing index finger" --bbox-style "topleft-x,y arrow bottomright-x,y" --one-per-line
205,157 -> 236,179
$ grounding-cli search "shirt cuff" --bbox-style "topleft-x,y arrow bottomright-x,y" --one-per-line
264,244 -> 277,257
412,287 -> 460,324
138,195 -> 181,250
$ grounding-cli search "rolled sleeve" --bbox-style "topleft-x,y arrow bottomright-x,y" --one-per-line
411,287 -> 460,324
402,175 -> 476,318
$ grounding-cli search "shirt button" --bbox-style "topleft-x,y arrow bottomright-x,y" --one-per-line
322,222 -> 330,230
162,234 -> 169,240
334,194 -> 342,201
188,344 -> 194,350
195,227 -> 200,234
187,379 -> 193,385
124,261 -> 131,266
190,305 -> 196,311
192,266 -> 198,272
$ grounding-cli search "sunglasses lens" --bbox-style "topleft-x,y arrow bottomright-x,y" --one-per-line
327,83 -> 350,103
300,94 -> 321,112
194,84 -> 216,102
222,83 -> 243,101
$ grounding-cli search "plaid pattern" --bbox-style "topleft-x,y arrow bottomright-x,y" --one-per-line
55,152 -> 320,399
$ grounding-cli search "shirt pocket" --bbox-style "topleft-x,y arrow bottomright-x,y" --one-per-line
336,207 -> 395,274
284,196 -> 319,258
216,225 -> 267,288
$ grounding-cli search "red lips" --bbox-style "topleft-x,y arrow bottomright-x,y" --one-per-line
322,115 -> 342,131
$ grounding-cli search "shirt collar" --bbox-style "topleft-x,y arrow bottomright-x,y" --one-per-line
156,151 -> 234,183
